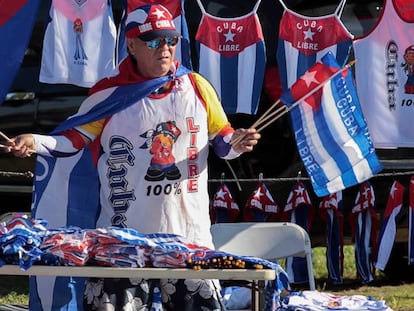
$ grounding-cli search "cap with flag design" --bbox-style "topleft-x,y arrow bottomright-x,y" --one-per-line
125,4 -> 180,41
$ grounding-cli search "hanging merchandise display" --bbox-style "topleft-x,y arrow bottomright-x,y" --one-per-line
243,178 -> 279,222
116,0 -> 192,68
276,0 -> 351,86
354,0 -> 414,148
276,0 -> 382,197
375,180 -> 405,271
39,0 -> 117,88
283,180 -> 314,284
319,191 -> 344,284
210,181 -> 240,223
349,181 -> 378,284
195,0 -> 266,115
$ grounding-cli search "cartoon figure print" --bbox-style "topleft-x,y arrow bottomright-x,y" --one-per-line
401,45 -> 414,94
140,121 -> 182,181
73,18 -> 88,61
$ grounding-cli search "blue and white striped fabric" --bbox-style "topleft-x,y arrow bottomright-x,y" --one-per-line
350,182 -> 377,284
410,176 -> 414,266
280,52 -> 382,197
195,0 -> 265,115
375,181 -> 404,271
319,191 -> 344,284
0,0 -> 41,104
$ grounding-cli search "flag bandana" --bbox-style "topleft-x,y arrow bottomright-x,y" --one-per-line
280,52 -> 382,197
319,191 -> 344,284
210,183 -> 240,223
243,182 -> 279,222
375,180 -> 404,271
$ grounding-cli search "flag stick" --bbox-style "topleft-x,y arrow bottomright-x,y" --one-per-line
231,60 -> 356,147
0,131 -> 11,142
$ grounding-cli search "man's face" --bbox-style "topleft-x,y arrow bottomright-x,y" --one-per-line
127,36 -> 177,78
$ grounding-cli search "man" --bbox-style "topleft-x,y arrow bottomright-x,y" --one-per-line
6,4 -> 260,310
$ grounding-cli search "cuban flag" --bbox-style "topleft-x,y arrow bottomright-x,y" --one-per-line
409,176 -> 414,265
280,52 -> 383,197
283,181 -> 314,284
349,181 -> 378,284
243,182 -> 279,222
29,64 -> 190,311
195,4 -> 265,115
319,191 -> 344,284
375,180 -> 404,271
116,0 -> 192,69
210,183 -> 240,223
0,0 -> 41,104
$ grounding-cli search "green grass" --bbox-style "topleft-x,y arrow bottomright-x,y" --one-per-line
0,275 -> 29,305
1,246 -> 414,310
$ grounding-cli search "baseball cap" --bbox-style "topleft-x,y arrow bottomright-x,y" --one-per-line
125,4 -> 180,41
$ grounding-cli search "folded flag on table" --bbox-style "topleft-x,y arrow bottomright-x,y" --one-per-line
375,180 -> 404,271
349,181 -> 378,284
0,0 -> 41,104
280,52 -> 382,197
319,191 -> 344,284
210,183 -> 240,223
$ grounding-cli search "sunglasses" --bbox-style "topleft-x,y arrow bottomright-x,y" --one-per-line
145,36 -> 180,49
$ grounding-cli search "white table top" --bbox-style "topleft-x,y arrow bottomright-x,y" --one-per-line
0,265 -> 276,280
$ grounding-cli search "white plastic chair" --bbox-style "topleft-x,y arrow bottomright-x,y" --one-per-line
211,222 -> 315,311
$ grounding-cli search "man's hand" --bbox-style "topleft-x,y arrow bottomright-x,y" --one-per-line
4,134 -> 36,158
231,128 -> 261,153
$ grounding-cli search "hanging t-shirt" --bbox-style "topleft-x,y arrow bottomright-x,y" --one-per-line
354,0 -> 414,148
39,0 -> 117,88
277,0 -> 352,90
195,0 -> 266,115
116,0 -> 192,69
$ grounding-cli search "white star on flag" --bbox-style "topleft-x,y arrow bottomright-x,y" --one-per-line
153,8 -> 166,19
224,29 -> 236,42
254,188 -> 263,198
303,28 -> 315,40
215,188 -> 227,199
300,70 -> 319,87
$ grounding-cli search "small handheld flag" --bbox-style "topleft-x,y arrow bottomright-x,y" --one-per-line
281,52 -> 382,197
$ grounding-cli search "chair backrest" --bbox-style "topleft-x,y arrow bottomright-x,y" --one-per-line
210,222 -> 316,290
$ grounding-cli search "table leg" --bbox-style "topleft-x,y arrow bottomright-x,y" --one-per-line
258,280 -> 266,311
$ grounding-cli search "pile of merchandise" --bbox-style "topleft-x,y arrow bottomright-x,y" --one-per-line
0,214 -> 281,271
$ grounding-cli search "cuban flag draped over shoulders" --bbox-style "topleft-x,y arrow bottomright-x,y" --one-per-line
30,65 -> 190,311
0,0 -> 41,104
280,52 -> 382,197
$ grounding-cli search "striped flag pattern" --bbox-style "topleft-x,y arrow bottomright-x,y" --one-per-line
375,181 -> 404,271
0,0 -> 41,104
280,52 -> 383,197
